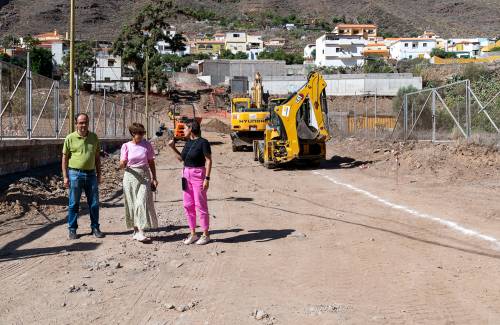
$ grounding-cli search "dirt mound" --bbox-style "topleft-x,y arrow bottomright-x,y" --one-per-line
329,138 -> 500,183
0,156 -> 124,226
203,119 -> 231,134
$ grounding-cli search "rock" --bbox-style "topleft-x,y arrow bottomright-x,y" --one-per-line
106,271 -> 115,276
254,309 -> 268,320
164,303 -> 175,310
31,201 -> 38,207
113,262 -> 122,269
61,302 -> 66,307
373,149 -> 381,153
82,275 -> 91,279
290,232 -> 307,238
87,287 -> 95,292
175,305 -> 189,312
68,285 -> 80,293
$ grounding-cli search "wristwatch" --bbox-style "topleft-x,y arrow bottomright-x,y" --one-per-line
205,176 -> 210,181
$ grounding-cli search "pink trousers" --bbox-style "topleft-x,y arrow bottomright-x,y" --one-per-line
183,167 -> 209,231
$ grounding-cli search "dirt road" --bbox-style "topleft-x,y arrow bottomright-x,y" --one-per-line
1,132 -> 500,324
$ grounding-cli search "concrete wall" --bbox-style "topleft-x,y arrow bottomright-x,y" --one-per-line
0,138 -> 127,176
202,60 -> 288,85
262,73 -> 422,96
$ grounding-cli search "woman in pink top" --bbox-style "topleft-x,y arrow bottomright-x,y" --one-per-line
119,123 -> 158,242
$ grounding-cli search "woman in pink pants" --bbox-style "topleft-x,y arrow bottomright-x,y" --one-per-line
168,121 -> 212,245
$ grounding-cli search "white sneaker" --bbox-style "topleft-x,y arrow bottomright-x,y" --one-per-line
183,234 -> 199,245
135,231 -> 150,242
195,235 -> 210,245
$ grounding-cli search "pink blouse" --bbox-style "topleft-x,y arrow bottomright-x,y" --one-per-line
120,140 -> 155,168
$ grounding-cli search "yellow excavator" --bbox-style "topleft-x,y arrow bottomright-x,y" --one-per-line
230,73 -> 270,152
253,71 -> 331,168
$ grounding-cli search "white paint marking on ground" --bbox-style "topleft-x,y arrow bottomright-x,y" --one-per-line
313,171 -> 500,249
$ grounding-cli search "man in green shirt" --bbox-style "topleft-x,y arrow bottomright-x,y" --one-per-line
62,113 -> 104,239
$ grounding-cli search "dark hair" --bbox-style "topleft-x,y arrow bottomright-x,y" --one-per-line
75,113 -> 89,123
187,120 -> 201,136
129,123 -> 146,136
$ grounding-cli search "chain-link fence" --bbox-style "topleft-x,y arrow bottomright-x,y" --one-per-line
392,80 -> 500,144
327,94 -> 397,140
0,60 -> 160,140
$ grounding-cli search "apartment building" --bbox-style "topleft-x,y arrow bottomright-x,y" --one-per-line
315,34 -> 367,67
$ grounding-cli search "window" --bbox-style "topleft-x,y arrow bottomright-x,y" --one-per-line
336,48 -> 341,53
108,59 -> 115,67
104,77 -> 111,81
412,43 -> 417,48
233,34 -> 240,38
409,55 -> 413,59
404,43 -> 409,47
423,43 -> 427,47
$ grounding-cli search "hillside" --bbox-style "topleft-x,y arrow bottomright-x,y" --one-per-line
0,0 -> 499,41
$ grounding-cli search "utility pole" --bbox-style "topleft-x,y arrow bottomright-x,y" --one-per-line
69,0 -> 76,132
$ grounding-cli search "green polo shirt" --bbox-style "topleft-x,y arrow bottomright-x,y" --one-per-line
62,131 -> 100,171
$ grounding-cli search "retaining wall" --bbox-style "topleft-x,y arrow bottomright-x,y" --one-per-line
262,74 -> 422,96
0,138 -> 127,175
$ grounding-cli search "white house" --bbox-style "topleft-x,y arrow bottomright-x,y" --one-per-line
246,34 -> 264,60
315,34 -> 367,68
388,38 -> 436,60
225,32 -> 247,53
87,50 -> 134,93
304,44 -> 316,59
445,38 -> 481,58
155,29 -> 190,56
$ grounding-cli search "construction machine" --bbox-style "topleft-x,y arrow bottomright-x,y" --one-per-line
230,72 -> 270,151
168,102 -> 202,140
253,71 -> 331,168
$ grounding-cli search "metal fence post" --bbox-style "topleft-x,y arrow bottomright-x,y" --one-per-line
76,73 -> 80,114
113,102 -> 117,137
432,89 -> 436,143
54,81 -> 60,138
91,95 -> 95,132
26,51 -> 32,139
403,94 -> 408,140
374,89 -> 377,138
122,97 -> 126,136
103,89 -> 107,137
466,80 -> 472,140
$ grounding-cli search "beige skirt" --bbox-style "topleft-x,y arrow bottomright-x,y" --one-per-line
123,166 -> 158,230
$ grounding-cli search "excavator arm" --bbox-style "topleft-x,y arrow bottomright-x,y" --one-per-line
256,72 -> 331,167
